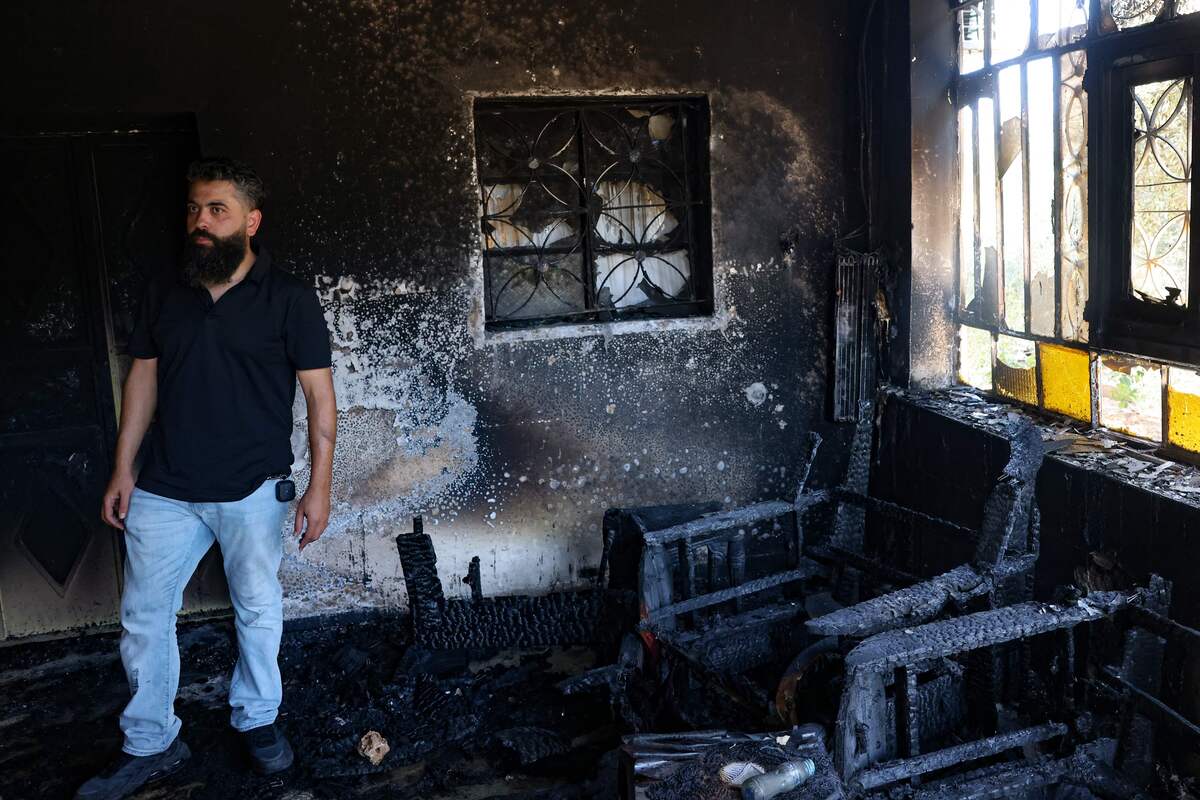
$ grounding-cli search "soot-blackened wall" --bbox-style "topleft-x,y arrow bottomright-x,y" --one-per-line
5,1 -> 864,617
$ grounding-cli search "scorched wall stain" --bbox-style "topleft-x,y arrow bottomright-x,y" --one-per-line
2,0 -> 866,619
282,256 -> 835,615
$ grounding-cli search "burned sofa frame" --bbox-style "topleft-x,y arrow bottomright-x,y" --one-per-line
606,402 -> 1050,725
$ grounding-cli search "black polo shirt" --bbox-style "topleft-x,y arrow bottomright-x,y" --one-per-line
128,246 -> 332,502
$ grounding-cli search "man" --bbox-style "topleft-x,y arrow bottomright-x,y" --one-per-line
77,158 -> 337,800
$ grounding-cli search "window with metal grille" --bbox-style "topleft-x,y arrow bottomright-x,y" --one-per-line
472,97 -> 713,330
950,0 -> 1200,461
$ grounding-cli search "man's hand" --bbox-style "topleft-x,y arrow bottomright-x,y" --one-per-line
103,357 -> 157,532
295,488 -> 331,550
101,471 -> 137,530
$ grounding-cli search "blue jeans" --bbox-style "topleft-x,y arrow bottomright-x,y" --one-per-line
118,479 -> 289,756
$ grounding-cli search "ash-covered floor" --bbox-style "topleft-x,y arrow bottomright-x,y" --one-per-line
0,615 -> 619,800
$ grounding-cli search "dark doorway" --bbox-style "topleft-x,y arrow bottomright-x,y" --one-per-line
0,115 -> 220,638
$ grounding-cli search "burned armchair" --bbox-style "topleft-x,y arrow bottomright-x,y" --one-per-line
824,572 -> 1200,799
630,443 -> 830,684
586,431 -> 837,724
623,409 -> 883,682
806,418 -> 1047,640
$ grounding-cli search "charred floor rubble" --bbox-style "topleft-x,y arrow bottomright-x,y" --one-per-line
6,397 -> 1198,799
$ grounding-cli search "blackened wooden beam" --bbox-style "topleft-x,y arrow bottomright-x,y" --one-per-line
728,530 -> 747,613
808,543 -> 924,586
1101,665 -> 1200,740
910,748 -> 1152,800
807,564 -> 985,638
639,500 -> 796,547
395,516 -> 445,628
845,593 -> 1128,674
1124,604 -> 1200,647
464,555 -> 483,602
637,561 -> 822,630
894,665 -> 920,759
851,722 -> 1067,793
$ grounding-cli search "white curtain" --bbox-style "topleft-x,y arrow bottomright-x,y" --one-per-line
482,183 -> 575,250
593,180 -> 689,307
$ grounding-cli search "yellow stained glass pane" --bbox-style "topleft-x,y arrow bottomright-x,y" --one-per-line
995,335 -> 1038,405
958,326 -> 992,390
1098,355 -> 1162,441
1039,343 -> 1091,421
1167,368 -> 1200,453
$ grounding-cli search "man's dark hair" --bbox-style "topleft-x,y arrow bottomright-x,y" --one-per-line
186,157 -> 267,210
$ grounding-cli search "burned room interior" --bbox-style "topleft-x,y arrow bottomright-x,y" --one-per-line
4,0 -> 1200,798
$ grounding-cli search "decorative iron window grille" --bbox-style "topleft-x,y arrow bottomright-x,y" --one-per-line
473,97 -> 713,330
1096,53 -> 1199,364
950,0 -> 1200,461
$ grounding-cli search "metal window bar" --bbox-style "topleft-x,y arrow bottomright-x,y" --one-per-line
952,322 -> 1200,447
1029,0 -> 1040,55
577,107 -> 596,311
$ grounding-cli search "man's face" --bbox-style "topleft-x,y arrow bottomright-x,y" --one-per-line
180,180 -> 263,287
186,179 -> 260,245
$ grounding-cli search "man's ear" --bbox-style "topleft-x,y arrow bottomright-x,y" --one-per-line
246,208 -> 263,237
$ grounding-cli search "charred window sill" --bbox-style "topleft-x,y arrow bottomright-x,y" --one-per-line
474,306 -> 734,346
895,388 -> 1200,511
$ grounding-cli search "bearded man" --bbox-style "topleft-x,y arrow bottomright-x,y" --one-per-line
77,158 -> 337,800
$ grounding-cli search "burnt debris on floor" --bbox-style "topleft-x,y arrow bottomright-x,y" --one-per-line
0,614 -> 620,800
396,516 -> 631,651
4,401 -> 1200,800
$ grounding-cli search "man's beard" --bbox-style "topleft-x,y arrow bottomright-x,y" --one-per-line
180,229 -> 248,288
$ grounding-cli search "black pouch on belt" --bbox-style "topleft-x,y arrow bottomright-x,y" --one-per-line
274,479 -> 296,502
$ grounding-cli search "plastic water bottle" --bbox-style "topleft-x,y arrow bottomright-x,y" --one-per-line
741,758 -> 817,800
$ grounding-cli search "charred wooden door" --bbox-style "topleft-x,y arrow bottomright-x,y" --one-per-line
0,117 -> 226,638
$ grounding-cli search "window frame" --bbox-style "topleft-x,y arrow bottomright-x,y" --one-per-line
951,0 -> 1097,344
1091,36 -> 1200,364
949,0 -> 1200,462
471,95 -> 714,332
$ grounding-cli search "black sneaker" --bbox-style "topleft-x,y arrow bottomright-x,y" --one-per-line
242,723 -> 294,775
74,737 -> 190,800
